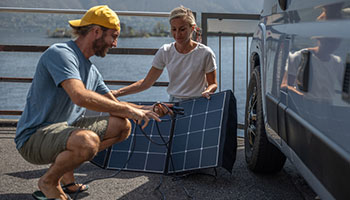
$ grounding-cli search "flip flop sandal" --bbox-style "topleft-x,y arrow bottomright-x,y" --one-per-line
32,190 -> 71,200
61,182 -> 89,194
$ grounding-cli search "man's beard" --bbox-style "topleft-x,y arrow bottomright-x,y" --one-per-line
93,34 -> 110,57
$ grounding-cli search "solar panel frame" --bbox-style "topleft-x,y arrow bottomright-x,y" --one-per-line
167,92 -> 226,173
90,90 -> 237,174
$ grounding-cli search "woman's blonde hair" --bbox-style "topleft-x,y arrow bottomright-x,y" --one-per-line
169,5 -> 196,27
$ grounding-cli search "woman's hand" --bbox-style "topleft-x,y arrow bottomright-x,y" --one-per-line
111,89 -> 122,98
202,90 -> 214,99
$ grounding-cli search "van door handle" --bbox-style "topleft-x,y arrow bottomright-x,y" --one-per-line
296,50 -> 310,92
342,54 -> 350,103
279,0 -> 288,10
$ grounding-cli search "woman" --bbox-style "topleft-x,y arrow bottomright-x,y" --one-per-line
112,6 -> 217,102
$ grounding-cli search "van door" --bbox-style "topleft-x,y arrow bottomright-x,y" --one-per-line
282,2 -> 350,199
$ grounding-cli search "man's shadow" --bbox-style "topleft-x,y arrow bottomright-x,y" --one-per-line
3,159 -> 228,200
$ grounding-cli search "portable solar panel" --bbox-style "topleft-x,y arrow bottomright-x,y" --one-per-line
91,90 -> 237,174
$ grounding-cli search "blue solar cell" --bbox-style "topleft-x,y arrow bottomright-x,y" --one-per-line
205,110 -> 223,129
185,150 -> 201,169
146,154 -> 166,172
155,120 -> 172,137
126,152 -> 147,170
172,134 -> 187,153
203,128 -> 220,147
200,147 -> 218,167
174,116 -> 190,134
169,152 -> 185,172
112,136 -> 132,150
148,137 -> 168,153
192,98 -> 208,115
108,151 -> 129,169
133,135 -> 149,152
208,92 -> 225,110
189,114 -> 206,132
187,131 -> 203,150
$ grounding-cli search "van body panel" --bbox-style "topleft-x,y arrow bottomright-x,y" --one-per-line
249,1 -> 350,199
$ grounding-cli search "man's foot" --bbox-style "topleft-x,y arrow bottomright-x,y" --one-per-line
38,177 -> 68,200
32,190 -> 71,200
61,182 -> 89,194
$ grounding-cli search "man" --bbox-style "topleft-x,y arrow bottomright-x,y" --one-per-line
15,5 -> 168,200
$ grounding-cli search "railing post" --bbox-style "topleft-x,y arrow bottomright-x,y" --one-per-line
232,36 -> 235,93
201,13 -> 208,45
246,36 -> 249,89
218,33 -> 222,92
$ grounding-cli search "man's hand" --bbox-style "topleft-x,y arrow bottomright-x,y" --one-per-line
110,106 -> 160,129
132,107 -> 161,129
152,103 -> 174,117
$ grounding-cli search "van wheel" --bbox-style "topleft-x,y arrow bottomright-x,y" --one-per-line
244,66 -> 286,173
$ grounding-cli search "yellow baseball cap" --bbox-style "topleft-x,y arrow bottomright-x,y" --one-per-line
69,5 -> 120,31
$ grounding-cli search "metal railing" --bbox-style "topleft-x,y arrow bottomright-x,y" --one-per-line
201,13 -> 260,130
201,13 -> 260,92
0,7 -> 260,132
0,7 -> 171,116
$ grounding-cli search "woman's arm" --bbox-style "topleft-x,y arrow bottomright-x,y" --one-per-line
111,66 -> 163,98
105,87 -> 172,117
202,70 -> 217,99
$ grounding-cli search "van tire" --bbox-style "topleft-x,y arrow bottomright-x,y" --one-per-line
244,66 -> 286,173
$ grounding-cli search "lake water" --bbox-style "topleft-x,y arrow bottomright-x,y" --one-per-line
0,31 -> 249,135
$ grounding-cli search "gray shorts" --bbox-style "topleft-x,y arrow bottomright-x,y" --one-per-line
18,116 -> 109,165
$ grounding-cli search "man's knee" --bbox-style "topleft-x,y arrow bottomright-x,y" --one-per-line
120,118 -> 132,140
68,130 -> 100,160
108,117 -> 132,142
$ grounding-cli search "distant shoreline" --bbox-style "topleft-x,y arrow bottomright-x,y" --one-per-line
47,26 -> 169,39
48,33 -> 169,38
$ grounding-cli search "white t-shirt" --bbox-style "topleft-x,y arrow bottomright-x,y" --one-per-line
152,42 -> 217,98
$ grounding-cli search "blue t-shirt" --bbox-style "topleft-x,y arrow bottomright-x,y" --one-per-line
15,40 -> 110,149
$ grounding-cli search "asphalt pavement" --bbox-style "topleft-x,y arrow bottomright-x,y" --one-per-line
0,128 -> 317,200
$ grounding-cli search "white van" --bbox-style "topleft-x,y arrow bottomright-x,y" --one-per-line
245,1 -> 350,199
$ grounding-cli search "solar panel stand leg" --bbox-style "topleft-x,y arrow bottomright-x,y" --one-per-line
103,147 -> 113,169
163,114 -> 177,175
